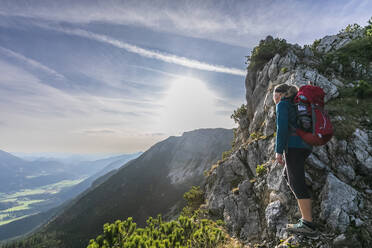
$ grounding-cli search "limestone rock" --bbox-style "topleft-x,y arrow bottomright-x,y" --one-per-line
268,54 -> 281,81
316,35 -> 338,53
315,29 -> 363,54
286,68 -> 339,102
303,46 -> 314,57
320,173 -> 359,232
351,129 -> 372,174
265,200 -> 287,237
336,164 -> 356,183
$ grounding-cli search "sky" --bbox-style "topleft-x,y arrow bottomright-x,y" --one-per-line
0,0 -> 371,154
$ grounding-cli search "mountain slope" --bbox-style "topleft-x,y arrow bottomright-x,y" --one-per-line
31,128 -> 233,248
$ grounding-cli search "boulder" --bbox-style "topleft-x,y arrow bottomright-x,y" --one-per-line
265,200 -> 287,237
320,173 -> 359,232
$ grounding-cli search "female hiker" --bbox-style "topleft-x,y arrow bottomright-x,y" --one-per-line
273,83 -> 318,237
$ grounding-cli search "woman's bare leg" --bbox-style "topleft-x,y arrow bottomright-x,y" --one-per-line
297,199 -> 312,222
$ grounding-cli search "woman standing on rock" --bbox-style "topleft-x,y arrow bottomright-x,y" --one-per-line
273,83 -> 318,237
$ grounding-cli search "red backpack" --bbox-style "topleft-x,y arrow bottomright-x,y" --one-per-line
293,85 -> 334,146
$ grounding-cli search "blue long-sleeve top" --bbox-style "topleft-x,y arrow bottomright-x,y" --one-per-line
275,98 -> 312,154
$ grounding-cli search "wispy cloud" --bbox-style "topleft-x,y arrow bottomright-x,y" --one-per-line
80,129 -> 117,135
215,110 -> 233,116
0,46 -> 65,79
0,0 -> 371,47
99,108 -> 143,117
0,59 -> 159,120
146,132 -> 166,137
41,26 -> 246,76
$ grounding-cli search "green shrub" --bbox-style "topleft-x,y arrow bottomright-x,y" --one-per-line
249,132 -> 266,140
317,35 -> 372,79
246,36 -> 288,74
230,104 -> 247,123
181,186 -> 205,217
353,80 -> 372,99
87,215 -> 226,248
222,149 -> 233,161
255,164 -> 267,176
366,17 -> 372,37
215,219 -> 225,227
231,128 -> 238,149
311,39 -> 321,51
339,23 -> 362,35
280,67 -> 288,74
327,86 -> 372,140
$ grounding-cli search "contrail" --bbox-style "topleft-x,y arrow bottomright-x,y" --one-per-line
0,46 -> 65,79
49,27 -> 246,76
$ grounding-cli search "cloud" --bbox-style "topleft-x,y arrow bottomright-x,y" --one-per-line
80,129 -> 117,135
0,0 -> 371,47
0,46 -> 65,79
215,110 -> 233,116
0,59 -> 159,120
38,26 -> 246,76
0,58 -> 237,153
215,98 -> 241,109
142,132 -> 167,137
0,59 -> 86,117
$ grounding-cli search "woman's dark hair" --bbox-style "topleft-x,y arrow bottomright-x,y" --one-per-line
274,83 -> 298,98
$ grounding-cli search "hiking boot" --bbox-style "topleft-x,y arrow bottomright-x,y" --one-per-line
286,218 -> 319,238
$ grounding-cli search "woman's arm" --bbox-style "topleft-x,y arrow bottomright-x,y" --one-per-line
275,101 -> 289,155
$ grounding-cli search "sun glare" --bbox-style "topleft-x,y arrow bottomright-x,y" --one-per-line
156,77 -> 222,135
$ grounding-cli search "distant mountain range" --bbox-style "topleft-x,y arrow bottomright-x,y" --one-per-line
0,150 -> 142,241
12,152 -> 130,164
25,128 -> 233,248
0,150 -> 142,194
0,150 -> 71,193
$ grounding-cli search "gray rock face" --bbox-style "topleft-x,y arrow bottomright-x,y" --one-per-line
268,54 -> 281,81
336,164 -> 356,183
167,128 -> 233,185
307,153 -> 328,170
351,129 -> 372,174
223,183 -> 260,240
206,31 -> 372,247
315,29 -> 364,54
316,35 -> 339,53
320,173 -> 359,232
304,46 -> 314,57
333,234 -> 352,248
265,200 -> 287,237
267,165 -> 287,193
205,153 -> 247,217
288,69 -> 339,102
205,152 -> 260,241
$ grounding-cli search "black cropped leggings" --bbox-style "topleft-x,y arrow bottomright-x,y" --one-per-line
282,148 -> 312,199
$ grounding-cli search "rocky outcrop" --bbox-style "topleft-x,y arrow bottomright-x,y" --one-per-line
167,128 -> 234,185
315,29 -> 364,54
204,30 -> 372,247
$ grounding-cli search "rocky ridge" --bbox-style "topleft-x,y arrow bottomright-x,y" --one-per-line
203,29 -> 372,247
